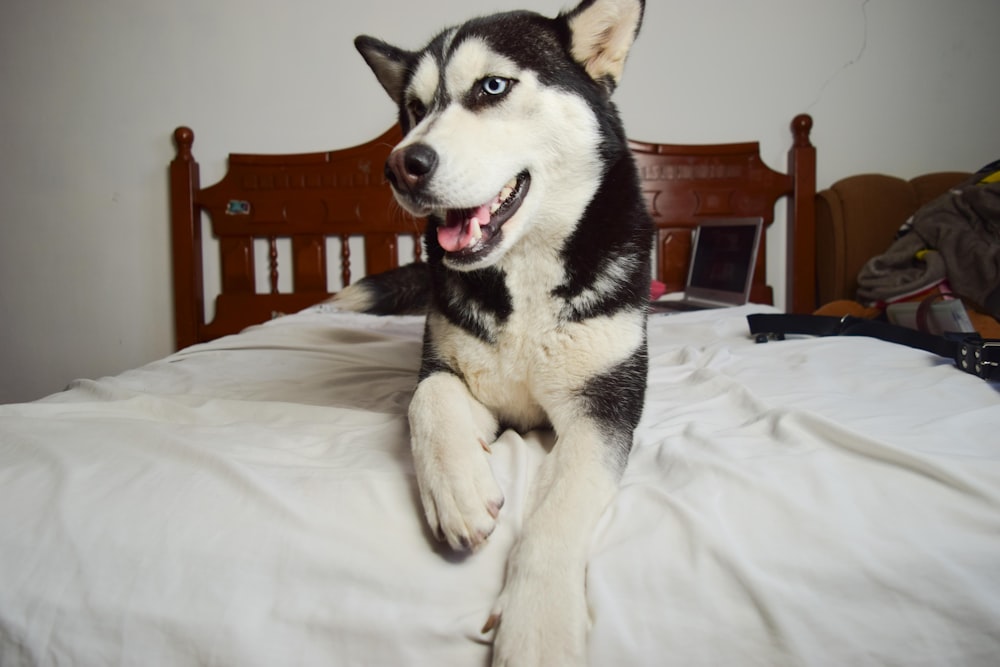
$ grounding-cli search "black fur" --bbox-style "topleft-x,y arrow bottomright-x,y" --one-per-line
430,261 -> 512,344
579,340 -> 649,470
554,150 -> 653,322
350,1 -> 651,439
416,320 -> 454,381
347,4 -> 651,660
352,7 -> 652,333
349,262 -> 431,315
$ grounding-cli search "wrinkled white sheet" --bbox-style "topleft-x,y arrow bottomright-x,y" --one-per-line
1,305 -> 998,666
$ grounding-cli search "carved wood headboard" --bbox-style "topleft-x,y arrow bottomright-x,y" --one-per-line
169,115 -> 815,349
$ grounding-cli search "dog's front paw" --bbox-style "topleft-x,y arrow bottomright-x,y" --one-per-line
414,435 -> 504,551
485,566 -> 588,667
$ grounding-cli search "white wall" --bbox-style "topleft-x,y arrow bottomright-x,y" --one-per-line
2,0 -> 998,403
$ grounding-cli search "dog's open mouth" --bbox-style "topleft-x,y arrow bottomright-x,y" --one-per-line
436,171 -> 530,258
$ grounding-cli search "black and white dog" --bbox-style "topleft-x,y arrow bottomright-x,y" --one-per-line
338,0 -> 650,663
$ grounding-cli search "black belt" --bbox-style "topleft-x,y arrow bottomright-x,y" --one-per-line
747,313 -> 1000,381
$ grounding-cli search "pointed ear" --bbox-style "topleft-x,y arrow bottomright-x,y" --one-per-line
563,0 -> 644,92
355,35 -> 414,104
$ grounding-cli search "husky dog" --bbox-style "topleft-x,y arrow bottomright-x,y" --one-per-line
339,0 -> 650,663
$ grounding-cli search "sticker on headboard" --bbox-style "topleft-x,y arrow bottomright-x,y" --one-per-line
226,200 -> 251,216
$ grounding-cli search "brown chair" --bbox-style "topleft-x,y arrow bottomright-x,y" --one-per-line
814,171 -> 971,305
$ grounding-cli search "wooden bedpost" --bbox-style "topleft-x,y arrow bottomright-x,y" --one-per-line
169,126 -> 204,350
786,114 -> 817,314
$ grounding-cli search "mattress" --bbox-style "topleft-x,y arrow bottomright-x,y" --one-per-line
1,305 -> 998,666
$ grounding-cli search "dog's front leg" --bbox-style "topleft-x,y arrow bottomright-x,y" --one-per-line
409,371 -> 504,551
486,419 -> 626,667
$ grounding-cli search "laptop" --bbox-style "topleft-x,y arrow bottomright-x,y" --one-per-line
651,217 -> 763,313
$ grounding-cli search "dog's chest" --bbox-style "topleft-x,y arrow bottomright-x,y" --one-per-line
432,306 -> 566,428
431,257 -> 644,429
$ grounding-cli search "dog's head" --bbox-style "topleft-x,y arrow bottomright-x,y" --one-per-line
356,0 -> 644,271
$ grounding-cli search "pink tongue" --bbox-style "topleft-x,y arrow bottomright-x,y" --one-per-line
438,203 -> 492,253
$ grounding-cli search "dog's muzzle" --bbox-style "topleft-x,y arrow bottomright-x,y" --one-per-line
383,142 -> 531,264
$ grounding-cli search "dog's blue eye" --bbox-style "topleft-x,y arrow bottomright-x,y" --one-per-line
481,77 -> 510,96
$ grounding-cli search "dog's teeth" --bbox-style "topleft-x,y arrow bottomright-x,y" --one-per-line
500,186 -> 513,201
471,222 -> 483,240
490,201 -> 501,214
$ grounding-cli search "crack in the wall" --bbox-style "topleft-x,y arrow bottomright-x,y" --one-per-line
807,0 -> 870,111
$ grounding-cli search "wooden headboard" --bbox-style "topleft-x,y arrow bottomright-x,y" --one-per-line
170,115 -> 815,349
629,114 -> 816,313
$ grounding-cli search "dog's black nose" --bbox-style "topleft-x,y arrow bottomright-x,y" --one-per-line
385,143 -> 438,193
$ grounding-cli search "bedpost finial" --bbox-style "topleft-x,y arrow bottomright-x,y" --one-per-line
173,126 -> 195,159
791,114 -> 813,147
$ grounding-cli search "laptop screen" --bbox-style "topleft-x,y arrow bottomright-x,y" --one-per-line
684,218 -> 763,306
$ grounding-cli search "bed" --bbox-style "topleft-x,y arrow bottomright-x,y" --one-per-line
2,114 -> 999,667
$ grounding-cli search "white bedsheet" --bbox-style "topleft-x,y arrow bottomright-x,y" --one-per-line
1,305 -> 998,666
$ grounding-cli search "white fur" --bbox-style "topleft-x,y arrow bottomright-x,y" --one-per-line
444,38 -> 519,103
364,2 -> 647,664
415,241 -> 645,666
409,53 -> 440,112
568,0 -> 643,85
415,304 -> 643,666
408,370 -> 503,550
392,39 -> 604,274
489,423 -> 620,666
328,284 -> 373,312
